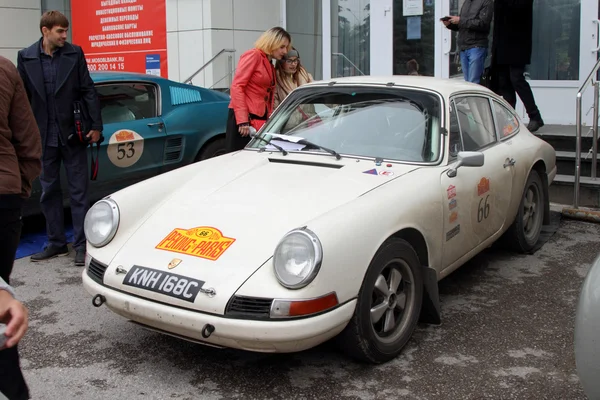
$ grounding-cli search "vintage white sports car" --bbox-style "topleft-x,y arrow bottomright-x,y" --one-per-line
82,76 -> 556,363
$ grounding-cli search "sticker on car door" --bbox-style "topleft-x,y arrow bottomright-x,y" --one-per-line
107,129 -> 145,168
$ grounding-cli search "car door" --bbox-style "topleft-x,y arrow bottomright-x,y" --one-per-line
440,95 -> 514,267
94,81 -> 167,194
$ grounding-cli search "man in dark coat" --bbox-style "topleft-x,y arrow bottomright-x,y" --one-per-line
491,0 -> 544,132
17,11 -> 103,266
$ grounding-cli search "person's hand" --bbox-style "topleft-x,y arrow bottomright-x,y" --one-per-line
238,124 -> 250,137
449,16 -> 460,24
0,291 -> 28,349
443,20 -> 451,27
86,129 -> 101,143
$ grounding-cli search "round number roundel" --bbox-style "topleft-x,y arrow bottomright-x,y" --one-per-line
107,129 -> 144,168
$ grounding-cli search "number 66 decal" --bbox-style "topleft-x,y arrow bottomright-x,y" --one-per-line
477,195 -> 490,222
108,129 -> 145,168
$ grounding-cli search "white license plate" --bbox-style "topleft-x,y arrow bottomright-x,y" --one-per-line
123,265 -> 205,303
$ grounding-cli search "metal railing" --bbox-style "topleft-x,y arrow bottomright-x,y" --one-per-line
574,57 -> 600,208
183,48 -> 236,89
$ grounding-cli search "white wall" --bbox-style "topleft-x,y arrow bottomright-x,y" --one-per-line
0,0 -> 42,64
166,0 -> 281,88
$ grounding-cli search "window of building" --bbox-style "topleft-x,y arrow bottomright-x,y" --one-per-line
453,96 -> 496,151
528,0 -> 580,80
96,83 -> 158,125
331,0 -> 370,77
286,0 -> 323,80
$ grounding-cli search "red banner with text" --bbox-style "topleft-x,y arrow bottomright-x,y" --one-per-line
71,0 -> 168,77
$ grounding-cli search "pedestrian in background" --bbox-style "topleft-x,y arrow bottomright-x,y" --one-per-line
226,26 -> 291,152
0,276 -> 30,400
0,54 -> 38,400
490,0 -> 544,132
17,11 -> 103,266
441,0 -> 493,84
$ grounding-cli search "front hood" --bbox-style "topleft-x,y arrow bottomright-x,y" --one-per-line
104,151 -> 419,313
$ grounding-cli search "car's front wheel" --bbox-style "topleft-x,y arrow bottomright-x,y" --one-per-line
338,238 -> 423,364
504,170 -> 545,252
196,137 -> 226,161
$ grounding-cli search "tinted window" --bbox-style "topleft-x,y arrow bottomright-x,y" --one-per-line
493,100 -> 520,138
97,83 -> 158,124
454,96 -> 496,151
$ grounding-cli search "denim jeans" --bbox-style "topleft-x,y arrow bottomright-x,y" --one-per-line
460,47 -> 488,84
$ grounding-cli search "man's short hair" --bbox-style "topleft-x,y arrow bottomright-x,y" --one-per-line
40,10 -> 69,33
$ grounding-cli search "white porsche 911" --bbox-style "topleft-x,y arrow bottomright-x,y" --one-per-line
82,76 -> 556,363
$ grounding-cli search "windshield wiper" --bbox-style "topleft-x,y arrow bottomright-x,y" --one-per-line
249,130 -> 288,156
265,133 -> 341,160
295,138 -> 341,160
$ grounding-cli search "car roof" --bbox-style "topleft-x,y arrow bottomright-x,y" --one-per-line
304,76 -> 494,98
90,71 -> 169,83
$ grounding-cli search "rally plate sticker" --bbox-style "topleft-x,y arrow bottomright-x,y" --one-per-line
123,265 -> 205,303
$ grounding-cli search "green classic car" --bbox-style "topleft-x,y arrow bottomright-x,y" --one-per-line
24,71 -> 230,217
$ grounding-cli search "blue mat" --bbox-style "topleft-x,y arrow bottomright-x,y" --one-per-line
16,225 -> 74,259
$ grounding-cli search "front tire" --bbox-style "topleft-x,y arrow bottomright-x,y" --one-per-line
504,170 -> 545,252
195,137 -> 226,162
337,238 -> 423,364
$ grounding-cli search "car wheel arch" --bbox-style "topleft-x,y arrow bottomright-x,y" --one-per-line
389,228 -> 441,325
528,159 -> 550,226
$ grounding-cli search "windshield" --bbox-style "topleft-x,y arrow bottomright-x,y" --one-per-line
248,86 -> 443,163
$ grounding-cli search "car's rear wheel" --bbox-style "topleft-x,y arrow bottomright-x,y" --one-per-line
337,238 -> 423,364
504,170 -> 545,252
196,137 -> 226,161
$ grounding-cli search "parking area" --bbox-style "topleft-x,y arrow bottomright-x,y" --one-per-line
9,214 -> 597,400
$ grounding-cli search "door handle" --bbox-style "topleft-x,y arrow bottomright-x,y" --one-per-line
503,158 -> 516,168
147,121 -> 164,129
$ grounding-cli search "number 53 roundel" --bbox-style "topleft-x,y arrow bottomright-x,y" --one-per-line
107,129 -> 145,168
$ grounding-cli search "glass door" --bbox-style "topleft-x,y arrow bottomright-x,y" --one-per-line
515,0 -> 597,125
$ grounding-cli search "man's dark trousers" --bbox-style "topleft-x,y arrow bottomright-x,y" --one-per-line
496,64 -> 541,120
0,208 -> 22,284
40,143 -> 89,250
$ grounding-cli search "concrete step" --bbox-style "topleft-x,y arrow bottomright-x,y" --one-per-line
535,124 -> 597,153
555,151 -> 600,177
549,174 -> 600,208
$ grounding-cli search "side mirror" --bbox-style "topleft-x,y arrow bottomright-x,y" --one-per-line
447,151 -> 484,177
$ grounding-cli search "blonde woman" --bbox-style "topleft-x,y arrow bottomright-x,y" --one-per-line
226,27 -> 291,152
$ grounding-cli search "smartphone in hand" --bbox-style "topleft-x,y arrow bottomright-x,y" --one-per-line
440,16 -> 451,21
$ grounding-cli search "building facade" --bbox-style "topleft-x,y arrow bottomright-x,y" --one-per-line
1,0 -> 595,126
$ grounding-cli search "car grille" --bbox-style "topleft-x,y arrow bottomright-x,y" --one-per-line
226,296 -> 273,319
87,258 -> 108,284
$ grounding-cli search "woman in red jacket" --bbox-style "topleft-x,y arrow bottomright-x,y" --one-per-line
226,27 -> 292,152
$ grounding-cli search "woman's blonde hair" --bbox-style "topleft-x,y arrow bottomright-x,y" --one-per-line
254,27 -> 292,55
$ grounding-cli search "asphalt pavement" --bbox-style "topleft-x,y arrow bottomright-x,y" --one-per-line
7,214 -> 598,400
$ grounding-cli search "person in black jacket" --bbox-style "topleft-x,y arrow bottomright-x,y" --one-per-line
491,0 -> 544,132
17,11 -> 103,266
442,0 -> 493,84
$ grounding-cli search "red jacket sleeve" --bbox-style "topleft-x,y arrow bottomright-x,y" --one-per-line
230,50 -> 262,124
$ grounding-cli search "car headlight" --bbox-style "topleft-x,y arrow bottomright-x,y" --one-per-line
84,198 -> 120,248
273,228 -> 323,289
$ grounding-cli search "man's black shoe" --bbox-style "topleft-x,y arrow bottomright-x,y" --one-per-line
527,118 -> 544,133
75,248 -> 86,267
30,245 -> 69,262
